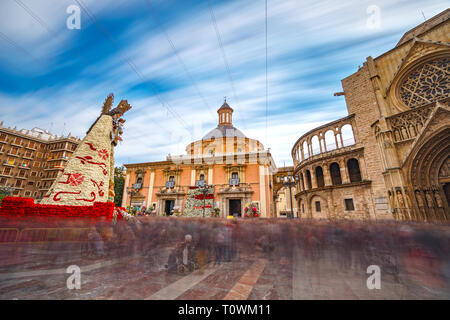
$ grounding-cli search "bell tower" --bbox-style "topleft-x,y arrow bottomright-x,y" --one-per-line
218,98 -> 233,127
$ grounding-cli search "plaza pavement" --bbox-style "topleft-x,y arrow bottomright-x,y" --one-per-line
0,243 -> 448,300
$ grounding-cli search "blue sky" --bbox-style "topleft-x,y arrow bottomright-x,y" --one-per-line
0,0 -> 448,167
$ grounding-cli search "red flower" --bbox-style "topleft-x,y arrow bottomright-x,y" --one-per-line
244,213 -> 248,218
98,149 -> 109,160
244,207 -> 248,212
252,207 -> 257,212
68,173 -> 84,186
255,213 -> 259,217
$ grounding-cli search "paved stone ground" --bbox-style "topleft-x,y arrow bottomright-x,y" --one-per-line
0,243 -> 449,300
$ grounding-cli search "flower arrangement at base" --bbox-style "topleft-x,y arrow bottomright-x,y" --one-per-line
173,207 -> 182,217
112,206 -> 132,223
183,186 -> 214,217
211,207 -> 220,217
243,202 -> 260,218
127,206 -> 137,215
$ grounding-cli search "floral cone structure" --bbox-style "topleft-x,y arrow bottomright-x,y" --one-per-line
40,115 -> 114,206
0,94 -> 131,219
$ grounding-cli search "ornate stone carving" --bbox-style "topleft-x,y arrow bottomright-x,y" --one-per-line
398,56 -> 449,109
438,156 -> 450,178
415,190 -> 424,207
434,191 -> 443,208
388,104 -> 434,142
425,191 -> 433,207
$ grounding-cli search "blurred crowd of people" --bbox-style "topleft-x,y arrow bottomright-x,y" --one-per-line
2,216 -> 449,296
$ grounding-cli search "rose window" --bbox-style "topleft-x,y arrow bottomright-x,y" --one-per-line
399,56 -> 449,108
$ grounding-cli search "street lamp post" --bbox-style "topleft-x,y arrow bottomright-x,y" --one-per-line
126,185 -> 138,212
281,172 -> 299,219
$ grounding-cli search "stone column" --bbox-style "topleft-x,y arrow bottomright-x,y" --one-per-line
311,168 -> 318,189
208,167 -> 213,185
334,133 -> 339,149
323,164 -> 332,186
340,160 -> 350,184
259,165 -> 267,217
190,169 -> 196,186
147,171 -> 155,207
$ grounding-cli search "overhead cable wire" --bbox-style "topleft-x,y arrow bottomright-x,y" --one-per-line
145,0 -> 216,121
13,0 -> 173,135
265,0 -> 268,148
73,0 -> 191,132
207,0 -> 247,129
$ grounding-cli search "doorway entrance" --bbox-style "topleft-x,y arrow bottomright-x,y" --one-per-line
165,200 -> 175,216
444,183 -> 450,208
229,199 -> 241,217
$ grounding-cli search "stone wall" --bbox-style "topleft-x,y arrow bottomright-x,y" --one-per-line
342,66 -> 390,218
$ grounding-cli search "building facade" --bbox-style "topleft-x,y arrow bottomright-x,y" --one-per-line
123,101 -> 277,218
0,122 -> 80,201
291,9 -> 450,221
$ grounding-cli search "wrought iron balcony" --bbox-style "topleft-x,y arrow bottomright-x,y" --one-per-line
196,180 -> 206,187
133,183 -> 142,190
165,181 -> 175,188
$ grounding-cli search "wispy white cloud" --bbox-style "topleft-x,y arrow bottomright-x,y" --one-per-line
0,0 -> 448,167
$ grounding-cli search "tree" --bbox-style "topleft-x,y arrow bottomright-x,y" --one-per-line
0,186 -> 7,206
114,166 -> 125,207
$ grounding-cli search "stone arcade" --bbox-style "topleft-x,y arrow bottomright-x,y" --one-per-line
291,9 -> 450,221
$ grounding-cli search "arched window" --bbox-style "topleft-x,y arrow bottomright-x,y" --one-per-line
230,172 -> 239,186
324,130 -> 336,151
199,174 -> 205,181
305,170 -> 312,189
311,136 -> 320,155
315,166 -> 324,188
303,141 -> 309,159
347,158 -> 362,182
341,124 -> 355,146
330,162 -> 342,185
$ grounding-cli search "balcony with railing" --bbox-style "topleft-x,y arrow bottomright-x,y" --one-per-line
10,141 -> 23,147
292,114 -> 359,168
18,163 -> 31,169
25,143 -> 37,151
22,152 -> 34,160
196,180 -> 206,187
16,173 -> 28,180
7,150 -> 20,157
3,160 -> 15,167
157,182 -> 185,195
165,181 -> 175,189
229,178 -> 240,186
218,182 -> 252,194
0,171 -> 12,177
